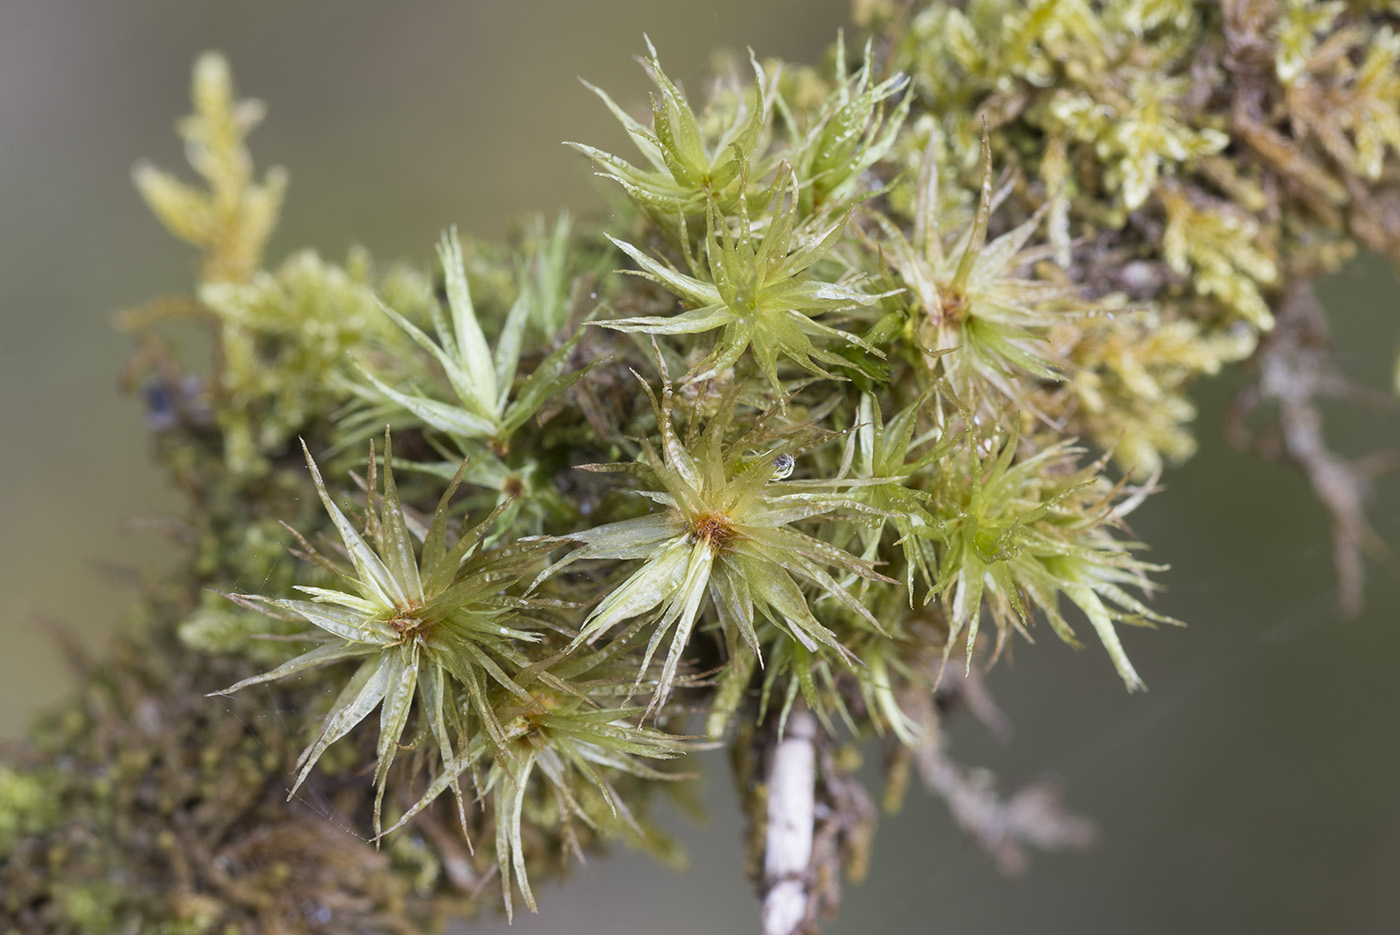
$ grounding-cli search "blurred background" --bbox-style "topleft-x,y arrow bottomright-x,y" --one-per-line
1,2 -> 1397,933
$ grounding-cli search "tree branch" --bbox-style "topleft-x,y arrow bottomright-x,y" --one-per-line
760,708 -> 818,935
1225,279 -> 1398,614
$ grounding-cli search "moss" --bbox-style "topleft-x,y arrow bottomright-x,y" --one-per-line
5,5 -> 1400,932
0,768 -> 60,857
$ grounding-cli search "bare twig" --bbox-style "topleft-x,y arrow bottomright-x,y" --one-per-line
1225,280 -> 1398,614
760,708 -> 818,935
910,667 -> 1097,875
914,743 -> 1097,876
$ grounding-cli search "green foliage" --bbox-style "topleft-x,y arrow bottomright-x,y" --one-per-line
569,37 -> 772,220
516,212 -> 583,340
133,52 -> 286,283
536,370 -> 892,713
1052,309 -> 1256,476
1274,0 -> 1347,85
603,167 -> 888,396
385,643 -> 688,919
1044,69 -> 1228,213
15,3 -> 1400,930
348,231 -> 588,455
342,230 -> 593,535
869,134 -> 1079,413
206,248 -> 423,472
904,0 -> 1229,213
830,391 -> 952,600
0,767 -> 59,856
1161,186 -> 1279,329
211,434 -> 556,837
924,432 -> 1175,690
783,35 -> 910,215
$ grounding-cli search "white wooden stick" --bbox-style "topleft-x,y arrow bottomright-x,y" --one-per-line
761,708 -> 817,935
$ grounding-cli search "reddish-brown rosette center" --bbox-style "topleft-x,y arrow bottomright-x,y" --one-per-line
691,510 -> 740,553
931,285 -> 965,327
387,601 -> 428,639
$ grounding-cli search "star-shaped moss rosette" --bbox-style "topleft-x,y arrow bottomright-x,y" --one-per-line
600,166 -> 890,399
923,429 -> 1176,691
535,374 -> 893,714
871,134 -> 1083,414
382,634 -> 689,920
567,36 -> 774,220
346,229 -> 592,457
783,35 -> 910,217
210,433 -> 558,836
340,229 -> 594,536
